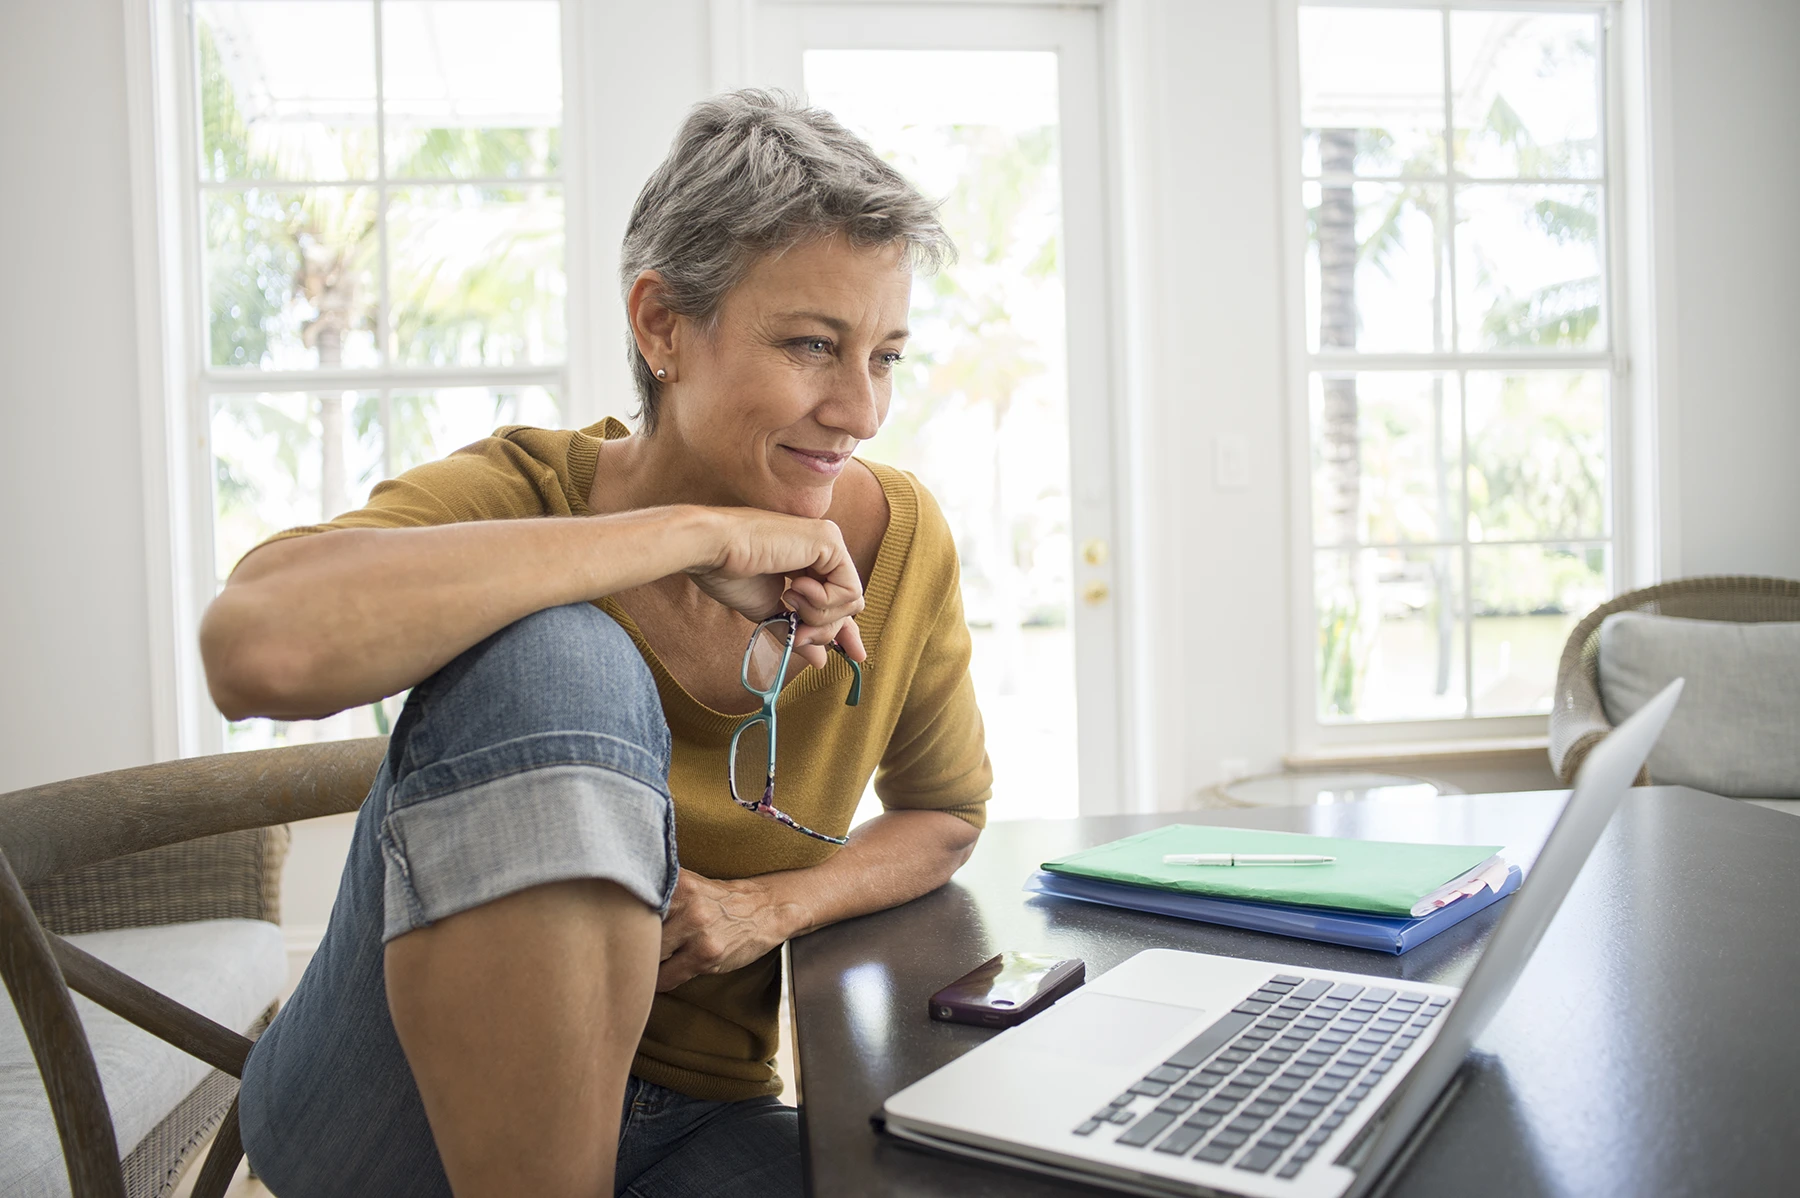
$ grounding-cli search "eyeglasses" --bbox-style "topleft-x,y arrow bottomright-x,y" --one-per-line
728,611 -> 862,845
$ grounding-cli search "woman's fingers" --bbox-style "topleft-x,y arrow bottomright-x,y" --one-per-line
685,510 -> 869,671
783,579 -> 864,626
833,616 -> 868,662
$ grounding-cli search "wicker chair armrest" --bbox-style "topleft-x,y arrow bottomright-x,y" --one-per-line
1549,709 -> 1614,785
1549,599 -> 1619,784
25,825 -> 291,936
0,738 -> 384,887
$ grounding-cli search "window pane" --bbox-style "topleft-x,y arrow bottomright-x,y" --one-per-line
1299,7 -> 1444,177
205,187 -> 380,369
1452,12 -> 1601,179
805,49 -> 1077,823
1311,372 -> 1461,547
384,386 -> 561,475
1305,181 -> 1449,353
210,390 -> 381,582
1471,543 -> 1607,715
387,185 -> 566,366
1456,183 -> 1604,351
382,1 -> 562,178
195,1 -> 377,181
1317,548 -> 1466,722
1466,371 -> 1607,542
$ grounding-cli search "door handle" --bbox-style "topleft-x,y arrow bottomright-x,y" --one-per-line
1082,580 -> 1111,606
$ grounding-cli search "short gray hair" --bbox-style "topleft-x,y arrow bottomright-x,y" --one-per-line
620,89 -> 954,432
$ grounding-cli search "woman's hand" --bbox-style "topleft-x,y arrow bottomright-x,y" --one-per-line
657,811 -> 979,993
684,508 -> 867,669
656,869 -> 806,992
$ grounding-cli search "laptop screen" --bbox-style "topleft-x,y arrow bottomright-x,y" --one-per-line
1341,679 -> 1683,1195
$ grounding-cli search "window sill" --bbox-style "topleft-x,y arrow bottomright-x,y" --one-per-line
1284,735 -> 1550,772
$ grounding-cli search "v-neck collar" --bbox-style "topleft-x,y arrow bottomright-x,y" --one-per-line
566,419 -> 918,741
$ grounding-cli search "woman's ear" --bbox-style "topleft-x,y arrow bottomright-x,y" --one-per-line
626,269 -> 680,381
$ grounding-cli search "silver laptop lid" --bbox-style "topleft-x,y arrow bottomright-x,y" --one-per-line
1342,678 -> 1685,1196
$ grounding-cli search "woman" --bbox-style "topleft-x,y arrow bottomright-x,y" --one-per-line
205,91 -> 991,1197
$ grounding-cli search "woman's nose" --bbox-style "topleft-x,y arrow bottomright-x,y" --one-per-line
819,367 -> 883,440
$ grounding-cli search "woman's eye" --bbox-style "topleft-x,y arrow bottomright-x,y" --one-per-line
798,338 -> 832,355
875,351 -> 904,370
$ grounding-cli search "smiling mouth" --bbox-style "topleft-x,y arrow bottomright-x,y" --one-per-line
781,445 -> 852,475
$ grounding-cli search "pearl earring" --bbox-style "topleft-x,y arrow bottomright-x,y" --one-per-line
655,368 -> 668,380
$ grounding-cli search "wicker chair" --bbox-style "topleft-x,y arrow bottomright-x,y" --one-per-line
1548,576 -> 1800,785
0,738 -> 386,1198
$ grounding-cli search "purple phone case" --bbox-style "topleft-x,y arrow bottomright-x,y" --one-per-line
928,952 -> 1086,1029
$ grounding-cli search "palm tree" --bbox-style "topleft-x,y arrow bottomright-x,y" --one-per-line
1314,128 -> 1364,716
296,197 -> 378,521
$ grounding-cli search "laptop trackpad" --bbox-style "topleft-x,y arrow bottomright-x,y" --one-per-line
1006,992 -> 1202,1067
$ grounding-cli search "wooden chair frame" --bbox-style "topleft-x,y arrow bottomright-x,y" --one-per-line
0,738 -> 387,1198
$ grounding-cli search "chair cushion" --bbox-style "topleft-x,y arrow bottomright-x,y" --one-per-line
1599,612 -> 1800,797
0,919 -> 286,1198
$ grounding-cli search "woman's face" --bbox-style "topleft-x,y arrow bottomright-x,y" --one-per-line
661,234 -> 912,519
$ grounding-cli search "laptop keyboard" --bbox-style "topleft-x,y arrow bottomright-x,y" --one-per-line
1071,974 -> 1452,1180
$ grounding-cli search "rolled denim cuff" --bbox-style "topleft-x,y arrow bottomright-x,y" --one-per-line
378,731 -> 678,941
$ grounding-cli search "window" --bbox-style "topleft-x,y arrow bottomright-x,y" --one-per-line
189,0 -> 568,749
1296,4 -> 1615,726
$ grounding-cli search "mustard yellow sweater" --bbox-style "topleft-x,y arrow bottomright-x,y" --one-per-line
266,419 -> 992,1100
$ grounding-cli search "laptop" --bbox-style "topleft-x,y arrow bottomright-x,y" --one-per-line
880,679 -> 1685,1197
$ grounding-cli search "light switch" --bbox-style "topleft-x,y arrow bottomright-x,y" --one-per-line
1215,434 -> 1250,491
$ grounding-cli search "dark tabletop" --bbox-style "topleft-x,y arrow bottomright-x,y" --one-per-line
786,788 -> 1800,1198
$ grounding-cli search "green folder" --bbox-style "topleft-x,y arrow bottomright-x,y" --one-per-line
1041,825 -> 1501,917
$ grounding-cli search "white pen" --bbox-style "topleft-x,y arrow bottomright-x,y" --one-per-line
1162,853 -> 1337,866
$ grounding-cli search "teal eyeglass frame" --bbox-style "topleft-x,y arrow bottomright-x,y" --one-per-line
727,612 -> 862,845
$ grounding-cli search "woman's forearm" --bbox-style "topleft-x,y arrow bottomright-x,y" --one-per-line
201,506 -> 717,721
763,808 -> 981,939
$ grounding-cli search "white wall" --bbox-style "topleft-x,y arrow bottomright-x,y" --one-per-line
0,0 -> 157,793
1135,0 -> 1294,801
2,0 -> 1796,812
1665,0 -> 1800,579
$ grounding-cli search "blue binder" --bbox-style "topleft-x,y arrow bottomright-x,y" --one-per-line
1022,865 -> 1521,955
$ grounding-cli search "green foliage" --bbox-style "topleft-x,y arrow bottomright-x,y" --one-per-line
386,187 -> 564,368
1467,372 -> 1604,543
391,127 -> 561,179
1318,585 -> 1361,718
1470,543 -> 1605,617
200,27 -> 288,367
1479,277 -> 1600,348
197,24 -> 251,179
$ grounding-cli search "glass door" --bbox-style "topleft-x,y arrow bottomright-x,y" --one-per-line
749,3 -> 1120,820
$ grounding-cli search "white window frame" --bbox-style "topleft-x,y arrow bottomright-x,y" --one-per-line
126,0 -> 599,758
1276,0 -> 1666,755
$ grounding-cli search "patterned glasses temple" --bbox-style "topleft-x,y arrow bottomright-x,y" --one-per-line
727,612 -> 860,845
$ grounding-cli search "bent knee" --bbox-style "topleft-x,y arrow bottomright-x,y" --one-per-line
410,603 -> 665,753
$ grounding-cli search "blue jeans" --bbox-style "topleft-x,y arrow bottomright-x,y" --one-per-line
239,604 -> 802,1197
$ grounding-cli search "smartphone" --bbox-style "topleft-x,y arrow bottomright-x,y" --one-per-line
928,951 -> 1085,1029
